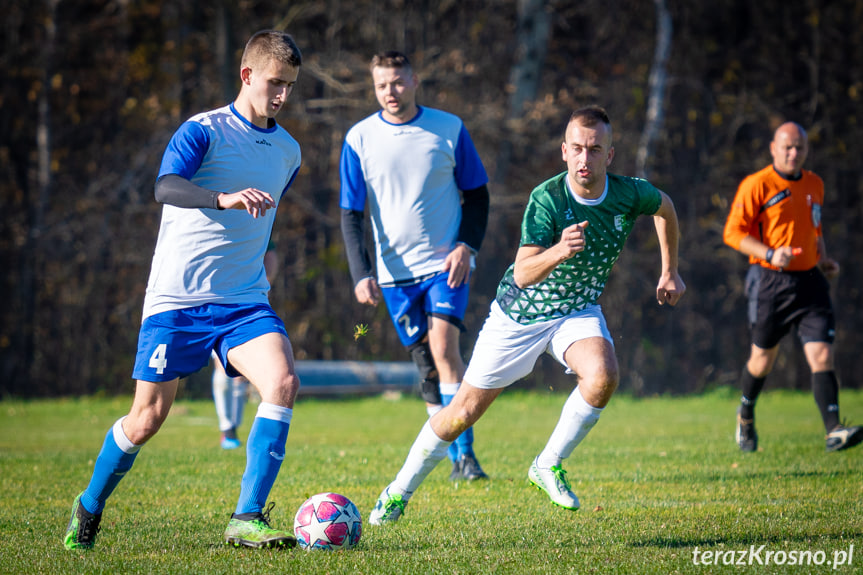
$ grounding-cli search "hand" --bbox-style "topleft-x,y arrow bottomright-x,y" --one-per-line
819,257 -> 840,280
217,188 -> 276,218
354,277 -> 382,306
552,221 -> 589,262
443,244 -> 473,288
769,246 -> 799,269
656,271 -> 685,306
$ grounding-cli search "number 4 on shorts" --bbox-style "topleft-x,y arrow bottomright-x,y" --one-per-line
149,343 -> 168,374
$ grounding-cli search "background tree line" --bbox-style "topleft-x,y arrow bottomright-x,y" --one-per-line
2,0 -> 862,398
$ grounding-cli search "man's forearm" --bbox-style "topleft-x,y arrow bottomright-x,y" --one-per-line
654,192 -> 680,273
340,209 -> 374,285
154,174 -> 222,209
457,184 -> 490,252
513,246 -> 566,288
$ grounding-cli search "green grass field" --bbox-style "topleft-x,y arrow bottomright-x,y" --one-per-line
1,387 -> 861,574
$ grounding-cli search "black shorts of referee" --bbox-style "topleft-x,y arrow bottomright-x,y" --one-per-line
744,264 -> 835,349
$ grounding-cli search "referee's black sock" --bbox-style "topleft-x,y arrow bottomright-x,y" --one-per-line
739,368 -> 766,420
812,371 -> 840,432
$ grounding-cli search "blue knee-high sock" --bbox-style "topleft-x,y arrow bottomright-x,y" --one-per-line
235,403 -> 292,515
441,383 -> 474,460
81,417 -> 142,514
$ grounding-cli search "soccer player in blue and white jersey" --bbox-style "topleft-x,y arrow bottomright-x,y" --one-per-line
64,30 -> 304,551
369,106 -> 685,525
340,51 -> 491,481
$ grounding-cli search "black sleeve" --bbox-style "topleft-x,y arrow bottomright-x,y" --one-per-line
340,208 -> 375,285
154,174 -> 222,209
456,184 -> 490,252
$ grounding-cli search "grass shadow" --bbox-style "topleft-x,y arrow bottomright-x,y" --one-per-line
630,530 -> 863,549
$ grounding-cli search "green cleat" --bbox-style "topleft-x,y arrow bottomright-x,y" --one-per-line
224,502 -> 296,549
64,493 -> 102,550
368,488 -> 407,525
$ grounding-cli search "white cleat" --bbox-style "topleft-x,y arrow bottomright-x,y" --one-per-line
528,458 -> 580,511
825,424 -> 863,452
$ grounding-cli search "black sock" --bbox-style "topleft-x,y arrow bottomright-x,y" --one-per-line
739,369 -> 766,420
812,371 -> 840,432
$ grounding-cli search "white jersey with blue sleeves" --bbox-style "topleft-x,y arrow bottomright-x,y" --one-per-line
339,106 -> 488,284
142,103 -> 301,319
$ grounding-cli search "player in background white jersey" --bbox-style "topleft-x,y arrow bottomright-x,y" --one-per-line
340,51 -> 491,481
65,30 -> 304,551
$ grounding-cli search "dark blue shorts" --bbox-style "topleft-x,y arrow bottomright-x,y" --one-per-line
745,265 -> 835,349
381,272 -> 469,347
132,303 -> 288,382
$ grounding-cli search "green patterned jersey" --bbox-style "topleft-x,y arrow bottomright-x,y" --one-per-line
496,171 -> 662,325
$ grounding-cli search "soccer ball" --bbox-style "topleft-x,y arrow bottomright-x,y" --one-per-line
293,492 -> 362,551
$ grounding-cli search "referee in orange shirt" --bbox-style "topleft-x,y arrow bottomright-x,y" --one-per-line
723,122 -> 861,453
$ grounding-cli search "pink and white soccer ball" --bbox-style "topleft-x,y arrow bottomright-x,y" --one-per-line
293,492 -> 362,551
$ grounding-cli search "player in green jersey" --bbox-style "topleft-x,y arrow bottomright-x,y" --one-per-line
369,105 -> 685,523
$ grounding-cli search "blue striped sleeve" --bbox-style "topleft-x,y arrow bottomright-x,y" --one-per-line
339,140 -> 367,211
280,166 -> 301,200
453,124 -> 489,191
158,121 -> 210,179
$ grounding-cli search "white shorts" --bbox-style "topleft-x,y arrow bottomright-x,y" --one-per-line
464,301 -> 613,390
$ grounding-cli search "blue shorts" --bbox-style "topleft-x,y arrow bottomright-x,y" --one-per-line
380,272 -> 469,347
132,303 -> 288,382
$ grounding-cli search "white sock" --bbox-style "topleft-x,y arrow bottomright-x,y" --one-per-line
536,386 -> 603,468
439,382 -> 460,397
256,402 -> 293,424
212,367 -> 233,432
231,378 -> 249,429
389,420 -> 451,498
426,404 -> 443,418
113,416 -> 143,453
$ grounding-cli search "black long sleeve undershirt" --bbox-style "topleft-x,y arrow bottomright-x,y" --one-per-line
457,184 -> 490,252
340,209 -> 374,286
154,173 -> 222,209
340,184 -> 490,286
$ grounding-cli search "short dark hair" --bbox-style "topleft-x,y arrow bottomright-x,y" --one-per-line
569,105 -> 610,128
370,51 -> 412,73
566,105 -> 612,141
242,30 -> 302,70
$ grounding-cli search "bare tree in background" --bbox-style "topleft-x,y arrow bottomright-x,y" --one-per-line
216,0 -> 235,104
495,0 -> 551,184
635,0 -> 672,180
11,0 -> 59,393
